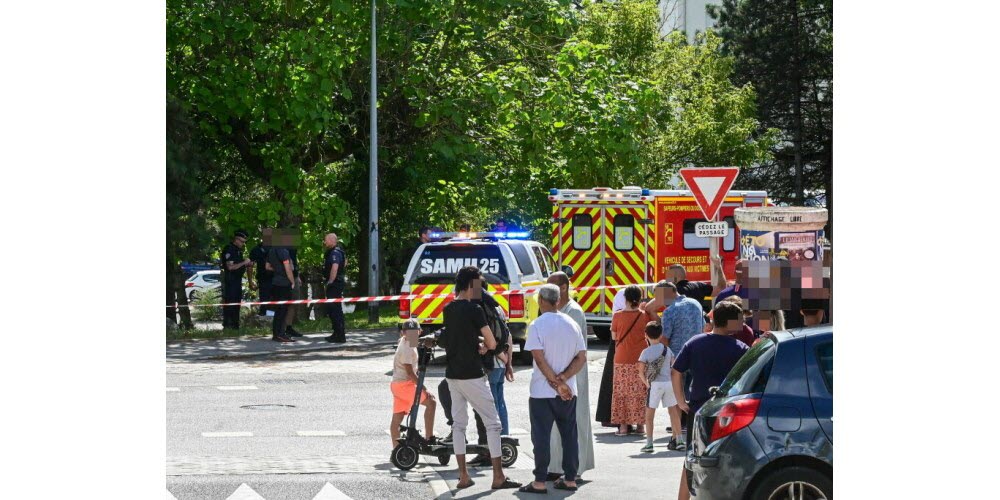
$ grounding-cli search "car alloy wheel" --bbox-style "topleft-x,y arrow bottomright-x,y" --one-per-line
766,481 -> 827,500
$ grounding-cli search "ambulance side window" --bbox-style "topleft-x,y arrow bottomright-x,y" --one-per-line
531,246 -> 550,277
683,219 -> 709,250
572,214 -> 593,250
613,214 -> 634,251
508,242 -> 537,276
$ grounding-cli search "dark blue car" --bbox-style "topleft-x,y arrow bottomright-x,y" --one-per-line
687,325 -> 833,500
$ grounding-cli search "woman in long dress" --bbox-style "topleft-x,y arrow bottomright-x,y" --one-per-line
609,286 -> 654,436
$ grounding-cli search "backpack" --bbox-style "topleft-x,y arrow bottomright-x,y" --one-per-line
480,292 -> 511,355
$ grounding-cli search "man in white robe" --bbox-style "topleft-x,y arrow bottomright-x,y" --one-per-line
544,272 -> 595,478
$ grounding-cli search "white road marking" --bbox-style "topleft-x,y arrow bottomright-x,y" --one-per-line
225,483 -> 265,500
312,482 -> 353,500
166,489 -> 179,500
217,385 -> 258,391
297,430 -> 346,437
166,387 -> 180,392
509,427 -> 529,435
202,431 -> 253,438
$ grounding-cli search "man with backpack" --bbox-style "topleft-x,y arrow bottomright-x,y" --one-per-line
437,280 -> 514,467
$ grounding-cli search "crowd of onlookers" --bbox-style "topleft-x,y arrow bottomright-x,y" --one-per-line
388,261 -> 827,498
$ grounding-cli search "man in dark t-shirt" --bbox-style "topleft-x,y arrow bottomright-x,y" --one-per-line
671,301 -> 749,500
667,263 -> 718,313
266,246 -> 296,342
437,266 -> 519,491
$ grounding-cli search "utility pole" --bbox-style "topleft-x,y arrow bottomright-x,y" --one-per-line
368,0 -> 379,324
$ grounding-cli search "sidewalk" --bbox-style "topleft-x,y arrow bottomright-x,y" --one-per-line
166,328 -> 398,362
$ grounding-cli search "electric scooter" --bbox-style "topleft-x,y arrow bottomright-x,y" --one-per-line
389,330 -> 519,470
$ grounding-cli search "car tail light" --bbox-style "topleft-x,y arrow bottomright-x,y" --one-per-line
185,282 -> 194,288
509,293 -> 524,318
399,298 -> 410,319
710,397 -> 761,442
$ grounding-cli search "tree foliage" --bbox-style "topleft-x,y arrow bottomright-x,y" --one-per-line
709,0 -> 833,233
166,0 -> 773,294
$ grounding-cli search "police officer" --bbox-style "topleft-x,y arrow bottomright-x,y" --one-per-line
220,230 -> 252,330
248,228 -> 273,316
323,233 -> 347,343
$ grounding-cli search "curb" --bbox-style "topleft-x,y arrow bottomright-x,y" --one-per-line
193,340 -> 400,361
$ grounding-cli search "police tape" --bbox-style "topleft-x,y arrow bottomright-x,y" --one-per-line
169,282 -> 661,309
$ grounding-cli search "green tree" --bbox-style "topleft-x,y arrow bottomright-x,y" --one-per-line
709,0 -> 833,235
166,97 -> 217,328
166,0 -> 773,300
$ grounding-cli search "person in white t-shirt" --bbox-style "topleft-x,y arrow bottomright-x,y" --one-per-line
613,287 -> 627,313
637,320 -> 684,453
519,284 -> 588,494
389,319 -> 436,447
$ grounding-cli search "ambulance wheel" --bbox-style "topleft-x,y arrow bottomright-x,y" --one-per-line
391,444 -> 419,470
500,442 -> 518,468
593,326 -> 611,342
438,454 -> 450,466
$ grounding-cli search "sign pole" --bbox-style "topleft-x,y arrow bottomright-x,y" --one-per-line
709,215 -> 719,286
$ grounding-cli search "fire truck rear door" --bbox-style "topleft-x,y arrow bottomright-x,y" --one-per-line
556,204 -> 604,317
601,205 -> 651,313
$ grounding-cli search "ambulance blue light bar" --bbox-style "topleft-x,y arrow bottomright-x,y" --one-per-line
430,231 -> 531,240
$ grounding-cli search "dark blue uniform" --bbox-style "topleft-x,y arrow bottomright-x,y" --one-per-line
324,246 -> 347,342
220,243 -> 246,329
248,243 -> 271,315
267,247 -> 293,340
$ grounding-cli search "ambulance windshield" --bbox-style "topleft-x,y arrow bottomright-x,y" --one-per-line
411,245 -> 510,285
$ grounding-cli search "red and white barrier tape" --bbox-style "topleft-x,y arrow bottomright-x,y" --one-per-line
168,282 -> 660,309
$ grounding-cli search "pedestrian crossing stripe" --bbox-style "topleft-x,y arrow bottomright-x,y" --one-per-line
166,387 -> 180,392
313,483 -> 353,500
209,482 -> 355,500
166,489 -> 178,500
225,483 -> 264,500
217,385 -> 258,391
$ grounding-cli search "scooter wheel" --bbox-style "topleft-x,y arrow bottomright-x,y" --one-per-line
437,454 -> 450,466
391,443 -> 419,470
500,441 -> 518,468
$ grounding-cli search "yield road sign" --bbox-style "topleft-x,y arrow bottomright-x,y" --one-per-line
695,221 -> 729,238
679,167 -> 740,221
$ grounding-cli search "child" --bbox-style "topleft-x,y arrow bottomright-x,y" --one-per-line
389,319 -> 437,447
636,321 -> 684,453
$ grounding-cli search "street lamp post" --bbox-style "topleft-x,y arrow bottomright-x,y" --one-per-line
368,0 -> 379,324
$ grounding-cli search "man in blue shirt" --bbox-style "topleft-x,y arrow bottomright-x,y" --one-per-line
649,280 -> 705,445
671,301 -> 749,500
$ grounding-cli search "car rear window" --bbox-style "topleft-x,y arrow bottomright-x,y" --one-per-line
203,273 -> 220,283
411,245 -> 510,285
506,242 -> 536,276
717,336 -> 776,398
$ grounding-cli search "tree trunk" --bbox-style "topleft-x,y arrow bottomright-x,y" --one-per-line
168,260 -> 194,329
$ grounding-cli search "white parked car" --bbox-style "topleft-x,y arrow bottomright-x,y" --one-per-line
183,270 -> 257,302
185,270 -> 222,301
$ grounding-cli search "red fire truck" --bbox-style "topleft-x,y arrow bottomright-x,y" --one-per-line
549,186 -> 768,340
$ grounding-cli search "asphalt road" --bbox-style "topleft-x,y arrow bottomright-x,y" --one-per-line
167,335 -> 686,499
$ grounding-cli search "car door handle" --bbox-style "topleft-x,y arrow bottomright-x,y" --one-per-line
605,259 -> 614,276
